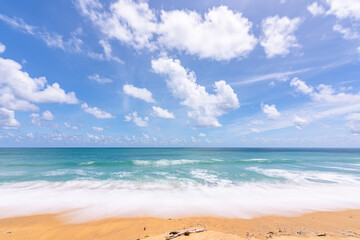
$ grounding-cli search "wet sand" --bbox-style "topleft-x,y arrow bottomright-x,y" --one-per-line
1,210 -> 360,240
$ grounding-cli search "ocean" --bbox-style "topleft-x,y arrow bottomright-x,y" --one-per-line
1,148 -> 360,222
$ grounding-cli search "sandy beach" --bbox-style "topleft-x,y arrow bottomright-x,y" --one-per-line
1,210 -> 360,240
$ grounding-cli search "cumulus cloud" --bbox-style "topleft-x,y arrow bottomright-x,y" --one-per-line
30,110 -> 55,125
88,74 -> 113,84
293,115 -> 309,129
64,122 -> 79,130
76,0 -> 156,49
123,84 -> 155,103
41,110 -> 55,120
0,49 -> 78,113
152,106 -> 175,119
151,57 -> 239,127
81,103 -> 113,119
0,42 -> 5,54
262,103 -> 281,119
326,0 -> 360,20
157,6 -> 257,60
92,126 -> 104,131
333,24 -> 360,39
290,77 -> 314,94
0,107 -> 20,129
124,111 -> 149,127
0,14 -> 82,52
290,77 -> 360,104
260,15 -> 301,58
75,0 -> 257,60
307,2 -> 326,16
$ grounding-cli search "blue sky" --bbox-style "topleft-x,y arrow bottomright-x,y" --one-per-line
0,0 -> 360,147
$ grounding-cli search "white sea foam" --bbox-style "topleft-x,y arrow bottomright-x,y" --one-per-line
1,178 -> 360,223
79,161 -> 95,166
242,158 -> 269,162
246,167 -> 360,184
132,159 -> 213,166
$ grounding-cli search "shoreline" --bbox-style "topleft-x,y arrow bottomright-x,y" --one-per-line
1,210 -> 360,240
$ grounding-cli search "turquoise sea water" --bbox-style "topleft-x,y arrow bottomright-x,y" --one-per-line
1,148 -> 360,221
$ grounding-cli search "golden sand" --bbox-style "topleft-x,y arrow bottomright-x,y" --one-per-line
1,210 -> 360,240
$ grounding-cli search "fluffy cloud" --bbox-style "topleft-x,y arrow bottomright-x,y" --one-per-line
152,106 -> 175,119
76,0 -> 156,49
290,77 -> 360,103
124,111 -> 149,127
64,122 -> 79,130
157,6 -> 257,60
326,0 -> 360,20
198,132 -> 206,137
123,84 -> 155,103
333,24 -> 360,39
0,42 -> 5,54
30,110 -> 55,125
81,103 -> 113,119
151,57 -> 239,127
92,126 -> 104,131
0,107 -> 20,129
76,0 -> 257,60
293,115 -> 309,129
260,16 -> 301,58
0,14 -> 82,52
41,110 -> 55,120
88,74 -> 113,84
262,103 -> 281,119
307,2 -> 326,16
290,77 -> 314,94
0,50 -> 78,113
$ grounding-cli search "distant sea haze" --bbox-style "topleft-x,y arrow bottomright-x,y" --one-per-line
1,148 -> 360,222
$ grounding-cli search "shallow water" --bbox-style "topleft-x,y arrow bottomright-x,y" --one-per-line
1,148 -> 360,221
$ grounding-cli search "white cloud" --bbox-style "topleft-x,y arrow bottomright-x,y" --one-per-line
157,6 -> 257,61
92,126 -> 104,131
251,120 -> 264,125
152,106 -> 175,119
88,74 -> 113,84
0,42 -> 5,54
81,103 -> 113,119
333,24 -> 360,39
260,15 -> 301,58
307,2 -> 326,16
250,128 -> 261,133
293,115 -> 309,129
123,84 -> 155,103
358,46 -> 360,55
290,77 -> 314,94
151,57 -> 239,127
290,77 -> 360,104
0,51 -> 78,113
88,40 -> 123,63
64,122 -> 79,130
262,103 -> 281,119
76,0 -> 257,61
76,0 -> 156,49
0,107 -> 20,129
30,110 -> 55,125
326,0 -> 360,20
124,111 -> 149,127
25,132 -> 34,138
198,132 -> 206,137
0,14 -> 82,52
41,110 -> 55,121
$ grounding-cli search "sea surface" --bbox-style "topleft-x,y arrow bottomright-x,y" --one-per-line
1,148 -> 360,222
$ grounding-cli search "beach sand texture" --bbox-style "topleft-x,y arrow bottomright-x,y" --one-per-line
1,210 -> 360,240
